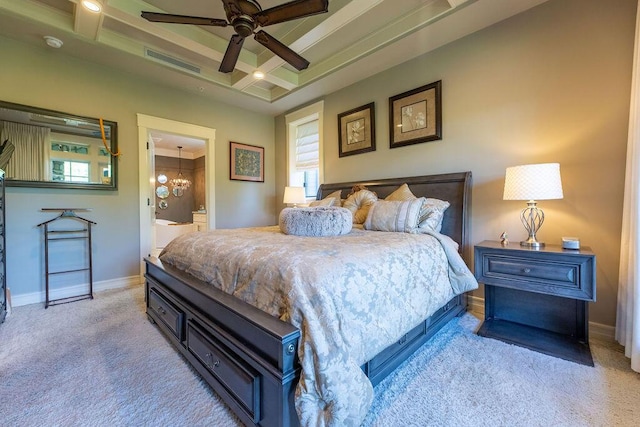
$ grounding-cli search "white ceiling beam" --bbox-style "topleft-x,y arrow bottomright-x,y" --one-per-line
232,0 -> 385,92
103,0 -> 245,67
104,0 -> 298,94
446,0 -> 470,7
296,0 -> 455,87
72,0 -> 103,40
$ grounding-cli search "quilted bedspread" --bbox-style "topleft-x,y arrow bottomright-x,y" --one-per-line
159,226 -> 478,426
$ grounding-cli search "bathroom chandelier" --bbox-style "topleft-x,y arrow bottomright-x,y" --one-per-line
169,146 -> 191,190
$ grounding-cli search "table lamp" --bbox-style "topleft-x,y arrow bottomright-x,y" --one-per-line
283,186 -> 306,208
503,163 -> 563,248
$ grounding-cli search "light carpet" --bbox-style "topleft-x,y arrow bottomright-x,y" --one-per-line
0,286 -> 638,426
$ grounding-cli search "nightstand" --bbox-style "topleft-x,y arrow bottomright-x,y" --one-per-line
192,211 -> 207,231
474,240 -> 596,366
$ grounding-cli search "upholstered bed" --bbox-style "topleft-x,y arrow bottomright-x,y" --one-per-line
144,171 -> 476,427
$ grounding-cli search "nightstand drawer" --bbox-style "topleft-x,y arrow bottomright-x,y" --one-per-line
475,243 -> 595,301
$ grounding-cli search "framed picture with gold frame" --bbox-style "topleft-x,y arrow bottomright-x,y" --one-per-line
338,102 -> 376,157
389,80 -> 442,148
230,141 -> 264,182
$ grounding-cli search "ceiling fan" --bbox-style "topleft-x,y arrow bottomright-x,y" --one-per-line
141,0 -> 329,74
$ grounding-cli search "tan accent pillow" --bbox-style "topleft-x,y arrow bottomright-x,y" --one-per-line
364,198 -> 424,232
343,189 -> 378,224
385,183 -> 416,201
313,189 -> 342,207
419,198 -> 450,232
309,197 -> 335,207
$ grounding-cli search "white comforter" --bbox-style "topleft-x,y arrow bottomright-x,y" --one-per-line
159,226 -> 478,426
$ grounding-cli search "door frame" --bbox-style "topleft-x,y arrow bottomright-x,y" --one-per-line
137,114 -> 216,278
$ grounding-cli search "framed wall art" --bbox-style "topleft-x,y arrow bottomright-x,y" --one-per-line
389,80 -> 442,149
338,102 -> 376,157
230,141 -> 264,182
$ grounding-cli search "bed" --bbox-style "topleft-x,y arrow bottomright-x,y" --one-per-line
144,171 -> 476,427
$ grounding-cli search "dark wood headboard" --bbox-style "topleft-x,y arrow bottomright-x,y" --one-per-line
317,172 -> 472,264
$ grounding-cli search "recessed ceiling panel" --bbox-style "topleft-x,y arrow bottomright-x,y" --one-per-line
0,0 -> 551,113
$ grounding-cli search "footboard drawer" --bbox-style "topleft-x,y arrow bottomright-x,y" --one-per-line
148,287 -> 184,341
187,321 -> 261,422
368,321 -> 426,376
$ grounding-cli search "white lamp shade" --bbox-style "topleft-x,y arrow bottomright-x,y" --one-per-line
283,186 -> 306,205
503,163 -> 564,201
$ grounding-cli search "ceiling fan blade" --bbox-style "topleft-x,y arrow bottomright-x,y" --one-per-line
141,11 -> 228,27
255,0 -> 329,27
219,34 -> 245,73
254,30 -> 309,71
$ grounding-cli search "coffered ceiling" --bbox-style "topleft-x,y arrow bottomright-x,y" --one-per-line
0,0 -> 548,115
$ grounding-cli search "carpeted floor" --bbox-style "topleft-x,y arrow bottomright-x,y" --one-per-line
0,286 -> 638,426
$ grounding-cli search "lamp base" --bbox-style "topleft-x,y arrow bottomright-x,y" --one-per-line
520,237 -> 544,248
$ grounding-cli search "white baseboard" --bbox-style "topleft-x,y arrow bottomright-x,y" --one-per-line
9,275 -> 144,308
466,295 -> 616,344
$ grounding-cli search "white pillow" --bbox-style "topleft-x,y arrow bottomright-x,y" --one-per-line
364,198 -> 425,232
418,198 -> 450,232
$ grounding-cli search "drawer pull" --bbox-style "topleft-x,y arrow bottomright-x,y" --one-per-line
157,306 -> 167,315
522,268 -> 531,274
205,352 -> 220,369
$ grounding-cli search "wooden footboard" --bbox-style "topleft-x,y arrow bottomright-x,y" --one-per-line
145,257 -> 300,427
145,257 -> 467,427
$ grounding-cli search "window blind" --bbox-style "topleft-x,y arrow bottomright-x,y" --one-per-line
295,119 -> 318,171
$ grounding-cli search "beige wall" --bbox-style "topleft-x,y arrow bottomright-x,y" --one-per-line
276,0 -> 636,327
1,35 -> 275,298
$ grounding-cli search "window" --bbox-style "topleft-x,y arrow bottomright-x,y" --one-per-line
52,160 -> 90,182
286,101 -> 324,199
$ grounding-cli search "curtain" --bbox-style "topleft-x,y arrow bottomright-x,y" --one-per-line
0,120 -> 50,181
616,1 -> 640,373
295,119 -> 319,171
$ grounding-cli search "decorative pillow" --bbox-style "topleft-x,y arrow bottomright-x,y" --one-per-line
279,207 -> 352,236
385,183 -> 416,202
343,189 -> 378,224
309,197 -> 335,207
364,198 -> 425,232
385,184 -> 450,232
327,190 -> 344,206
418,198 -> 450,232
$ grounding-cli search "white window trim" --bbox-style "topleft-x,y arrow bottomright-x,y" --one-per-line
285,100 -> 324,198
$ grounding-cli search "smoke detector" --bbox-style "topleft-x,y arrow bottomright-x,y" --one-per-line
44,36 -> 63,49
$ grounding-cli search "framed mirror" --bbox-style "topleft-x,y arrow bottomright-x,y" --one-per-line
156,185 -> 169,199
0,100 -> 118,190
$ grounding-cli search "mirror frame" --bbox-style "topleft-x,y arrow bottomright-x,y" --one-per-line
0,100 -> 118,190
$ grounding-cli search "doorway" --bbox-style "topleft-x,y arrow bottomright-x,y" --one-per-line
137,114 -> 216,277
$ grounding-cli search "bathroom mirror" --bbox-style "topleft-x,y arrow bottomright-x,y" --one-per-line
0,100 -> 118,190
158,200 -> 168,209
157,174 -> 167,184
172,187 -> 183,197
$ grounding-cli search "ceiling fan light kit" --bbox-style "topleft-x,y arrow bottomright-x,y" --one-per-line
141,0 -> 329,74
